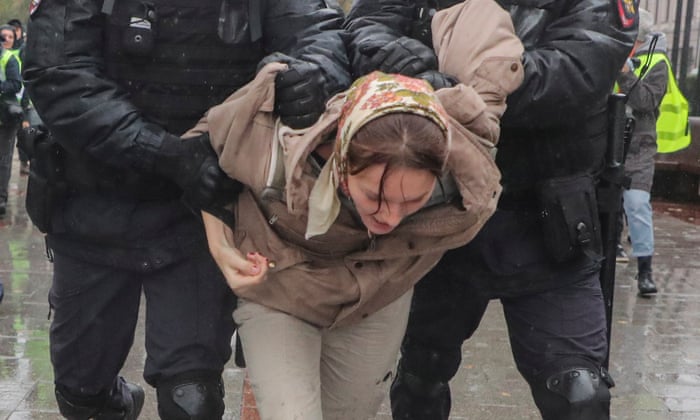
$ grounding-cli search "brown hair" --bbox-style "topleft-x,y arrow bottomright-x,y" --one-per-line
346,113 -> 448,209
348,112 -> 448,176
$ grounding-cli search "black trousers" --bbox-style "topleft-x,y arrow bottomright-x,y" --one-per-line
405,209 -> 608,384
48,231 -> 236,395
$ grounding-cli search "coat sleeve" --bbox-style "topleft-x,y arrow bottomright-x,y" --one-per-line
23,0 -> 166,171
502,0 -> 636,127
263,0 -> 351,96
617,60 -> 668,114
436,83 -> 501,145
431,1 -> 524,145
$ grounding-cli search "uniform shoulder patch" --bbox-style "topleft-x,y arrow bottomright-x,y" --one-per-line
616,0 -> 637,29
29,0 -> 43,16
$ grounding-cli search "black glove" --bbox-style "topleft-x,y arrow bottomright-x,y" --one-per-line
354,35 -> 394,77
367,36 -> 438,77
258,52 -> 328,129
154,132 -> 242,212
416,70 -> 458,90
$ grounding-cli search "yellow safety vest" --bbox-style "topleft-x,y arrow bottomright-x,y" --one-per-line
634,52 -> 691,153
7,48 -> 21,70
0,49 -> 13,82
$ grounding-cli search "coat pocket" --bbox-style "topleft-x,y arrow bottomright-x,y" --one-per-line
233,191 -> 308,272
536,173 -> 602,263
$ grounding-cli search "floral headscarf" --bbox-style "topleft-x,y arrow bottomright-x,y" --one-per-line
305,71 -> 451,239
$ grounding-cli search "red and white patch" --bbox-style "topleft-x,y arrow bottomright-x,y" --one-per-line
616,0 -> 637,29
29,0 -> 43,16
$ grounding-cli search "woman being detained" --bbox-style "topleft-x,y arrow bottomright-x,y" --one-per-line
190,69 -> 504,420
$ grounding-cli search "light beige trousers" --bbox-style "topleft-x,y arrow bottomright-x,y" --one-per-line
233,289 -> 413,420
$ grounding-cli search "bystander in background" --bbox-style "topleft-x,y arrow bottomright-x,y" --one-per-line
0,24 -> 22,217
616,8 -> 689,296
6,18 -> 31,175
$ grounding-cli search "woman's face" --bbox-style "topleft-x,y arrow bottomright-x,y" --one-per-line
347,163 -> 436,235
1,29 -> 14,50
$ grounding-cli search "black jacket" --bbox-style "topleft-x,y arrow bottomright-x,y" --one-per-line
23,0 -> 350,253
345,0 -> 636,194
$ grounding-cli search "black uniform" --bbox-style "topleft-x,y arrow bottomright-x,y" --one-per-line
24,0 -> 349,418
345,0 -> 635,419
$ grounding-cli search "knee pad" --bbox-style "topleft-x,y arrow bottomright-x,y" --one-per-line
55,377 -> 144,420
156,371 -> 225,420
530,362 -> 614,420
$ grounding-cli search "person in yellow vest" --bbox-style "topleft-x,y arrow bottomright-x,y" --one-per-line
0,26 -> 22,217
1,22 -> 31,176
615,9 -> 668,296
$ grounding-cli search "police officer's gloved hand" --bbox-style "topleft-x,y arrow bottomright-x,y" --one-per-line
258,52 -> 328,129
368,37 -> 438,77
155,132 -> 242,213
354,36 -> 392,76
416,70 -> 458,90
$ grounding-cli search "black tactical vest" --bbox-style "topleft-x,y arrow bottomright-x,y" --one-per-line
104,0 -> 266,135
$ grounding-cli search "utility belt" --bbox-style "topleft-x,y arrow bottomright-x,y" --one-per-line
18,127 -> 180,233
499,172 -> 603,264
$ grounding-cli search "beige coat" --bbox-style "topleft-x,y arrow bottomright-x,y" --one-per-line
432,0 -> 524,144
188,0 -> 523,328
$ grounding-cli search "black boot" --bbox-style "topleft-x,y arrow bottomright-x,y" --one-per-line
636,256 -> 657,297
390,366 -> 451,420
96,380 -> 145,420
56,377 -> 145,420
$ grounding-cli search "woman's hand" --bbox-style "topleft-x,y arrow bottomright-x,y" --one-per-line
201,211 -> 270,293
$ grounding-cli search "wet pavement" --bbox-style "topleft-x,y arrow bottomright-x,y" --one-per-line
1,154 -> 700,419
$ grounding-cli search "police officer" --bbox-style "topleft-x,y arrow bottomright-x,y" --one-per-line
23,0 -> 350,418
345,0 -> 636,418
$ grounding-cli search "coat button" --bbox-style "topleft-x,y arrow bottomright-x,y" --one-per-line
407,241 -> 415,250
362,313 -> 369,319
141,261 -> 151,271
